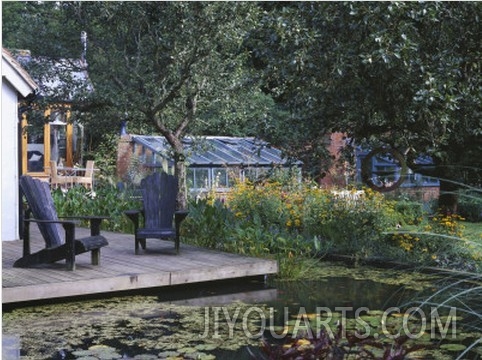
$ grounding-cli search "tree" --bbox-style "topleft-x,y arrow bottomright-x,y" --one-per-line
3,2 -> 268,209
84,2 -> 265,208
249,2 -> 481,211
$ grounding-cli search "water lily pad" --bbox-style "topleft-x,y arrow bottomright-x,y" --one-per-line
72,350 -> 94,357
71,345 -> 122,359
133,354 -> 159,359
359,315 -> 382,327
158,350 -> 180,358
193,344 -> 214,351
178,346 -> 197,354
197,354 -> 216,360
440,343 -> 467,352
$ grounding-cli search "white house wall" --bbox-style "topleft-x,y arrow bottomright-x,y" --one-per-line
1,81 -> 21,241
2,49 -> 37,241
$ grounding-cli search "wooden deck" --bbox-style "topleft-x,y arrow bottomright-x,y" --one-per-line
2,226 -> 278,304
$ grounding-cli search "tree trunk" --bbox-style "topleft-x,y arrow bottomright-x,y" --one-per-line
174,153 -> 188,210
438,179 -> 458,215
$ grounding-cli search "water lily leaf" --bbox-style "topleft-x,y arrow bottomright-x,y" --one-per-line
158,350 -> 180,358
71,350 -> 93,357
88,344 -> 114,351
195,344 -> 218,351
133,354 -> 159,359
359,315 -> 382,327
197,354 -> 216,360
178,347 -> 197,354
284,319 -> 299,326
440,343 -> 467,352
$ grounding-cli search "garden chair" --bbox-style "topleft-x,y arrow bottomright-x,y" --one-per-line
15,175 -> 109,271
125,171 -> 188,254
49,160 -> 71,189
75,160 -> 95,190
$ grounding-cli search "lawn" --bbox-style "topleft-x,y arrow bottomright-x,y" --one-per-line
463,221 -> 482,244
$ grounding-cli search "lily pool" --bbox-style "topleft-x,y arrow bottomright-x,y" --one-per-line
3,262 -> 481,359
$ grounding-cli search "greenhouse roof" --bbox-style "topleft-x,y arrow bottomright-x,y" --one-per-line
131,135 -> 301,167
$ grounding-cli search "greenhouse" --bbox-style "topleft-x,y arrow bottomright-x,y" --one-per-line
121,135 -> 302,196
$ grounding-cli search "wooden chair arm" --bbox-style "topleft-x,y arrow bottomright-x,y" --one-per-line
125,210 -> 143,231
175,210 -> 189,225
23,218 -> 78,226
61,215 -> 109,221
61,215 -> 109,236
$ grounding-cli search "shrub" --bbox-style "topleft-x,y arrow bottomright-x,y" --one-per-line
225,180 -> 402,260
393,199 -> 425,225
458,190 -> 482,222
302,187 -> 399,257
226,180 -> 297,232
52,184 -> 142,233
182,197 -> 235,249
391,213 -> 481,272
52,176 -> 481,275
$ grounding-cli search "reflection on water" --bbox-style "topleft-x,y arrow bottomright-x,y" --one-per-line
267,276 -> 414,321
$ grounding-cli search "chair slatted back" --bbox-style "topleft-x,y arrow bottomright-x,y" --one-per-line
140,172 -> 177,229
19,175 -> 64,248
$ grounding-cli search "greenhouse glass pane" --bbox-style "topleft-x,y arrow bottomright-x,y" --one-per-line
213,168 -> 228,188
186,168 -> 194,189
195,168 -> 209,189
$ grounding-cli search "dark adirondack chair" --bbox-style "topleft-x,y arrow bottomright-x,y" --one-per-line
15,175 -> 109,271
125,172 -> 188,255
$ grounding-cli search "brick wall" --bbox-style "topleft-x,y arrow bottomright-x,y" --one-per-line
116,134 -> 132,180
319,132 -> 349,187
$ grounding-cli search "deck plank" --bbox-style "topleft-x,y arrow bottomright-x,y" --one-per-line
2,226 -> 278,304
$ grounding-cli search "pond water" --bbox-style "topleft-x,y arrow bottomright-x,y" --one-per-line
3,262 -> 481,360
